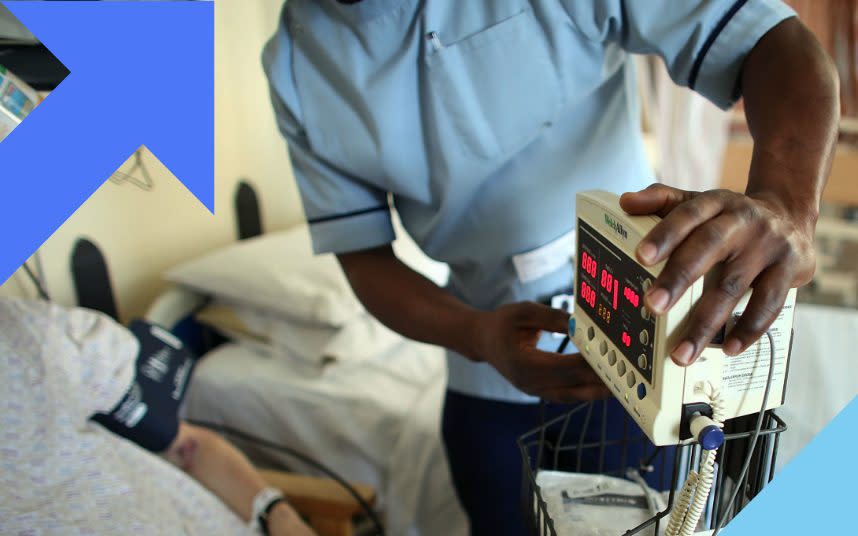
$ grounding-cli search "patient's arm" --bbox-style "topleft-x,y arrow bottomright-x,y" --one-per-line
162,422 -> 315,536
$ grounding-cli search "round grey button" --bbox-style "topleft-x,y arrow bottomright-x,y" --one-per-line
638,354 -> 648,370
607,350 -> 618,366
627,371 -> 636,388
639,330 -> 649,345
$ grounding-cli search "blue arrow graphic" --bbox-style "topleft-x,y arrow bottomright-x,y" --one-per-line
726,395 -> 858,534
0,1 -> 213,284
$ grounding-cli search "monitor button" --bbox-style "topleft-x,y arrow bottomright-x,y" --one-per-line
626,372 -> 636,388
607,350 -> 618,366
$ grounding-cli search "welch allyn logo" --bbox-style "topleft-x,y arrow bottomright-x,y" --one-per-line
604,214 -> 628,240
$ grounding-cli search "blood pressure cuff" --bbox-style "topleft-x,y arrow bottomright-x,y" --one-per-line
91,319 -> 196,452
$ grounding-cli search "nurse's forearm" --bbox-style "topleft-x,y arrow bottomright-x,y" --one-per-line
741,17 -> 839,224
337,245 -> 482,359
621,18 -> 839,365
338,245 -> 612,401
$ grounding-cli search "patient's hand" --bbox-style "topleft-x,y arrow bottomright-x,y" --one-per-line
162,423 -> 318,535
268,501 -> 317,536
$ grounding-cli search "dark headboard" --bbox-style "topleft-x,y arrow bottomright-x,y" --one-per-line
235,180 -> 264,240
71,238 -> 119,321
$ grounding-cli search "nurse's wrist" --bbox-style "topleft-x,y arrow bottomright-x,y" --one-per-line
457,309 -> 490,363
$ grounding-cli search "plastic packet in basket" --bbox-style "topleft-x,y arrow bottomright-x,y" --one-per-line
536,470 -> 666,536
0,63 -> 39,141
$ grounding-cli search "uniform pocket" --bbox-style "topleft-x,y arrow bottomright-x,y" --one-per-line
426,7 -> 563,160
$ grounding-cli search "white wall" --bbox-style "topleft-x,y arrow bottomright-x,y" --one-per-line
215,0 -> 304,231
0,0 -> 304,321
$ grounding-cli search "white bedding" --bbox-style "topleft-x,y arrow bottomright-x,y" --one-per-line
183,339 -> 468,536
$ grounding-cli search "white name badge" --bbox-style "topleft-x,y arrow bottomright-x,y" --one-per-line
512,229 -> 575,283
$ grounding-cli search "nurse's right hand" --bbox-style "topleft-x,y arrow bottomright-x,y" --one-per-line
469,302 -> 611,403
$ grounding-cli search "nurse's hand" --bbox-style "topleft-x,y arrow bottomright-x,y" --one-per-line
619,184 -> 816,366
470,302 -> 611,402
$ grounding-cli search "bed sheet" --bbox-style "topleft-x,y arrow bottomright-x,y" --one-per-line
183,339 -> 468,536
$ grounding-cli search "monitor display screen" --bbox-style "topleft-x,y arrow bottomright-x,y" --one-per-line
576,219 -> 656,384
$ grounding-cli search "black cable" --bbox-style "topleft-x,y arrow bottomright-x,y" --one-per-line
186,419 -> 385,536
536,335 -> 571,470
21,262 -> 50,300
555,334 -> 571,356
711,330 -> 777,535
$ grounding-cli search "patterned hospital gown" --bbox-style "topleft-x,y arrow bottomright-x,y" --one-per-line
0,298 -> 254,535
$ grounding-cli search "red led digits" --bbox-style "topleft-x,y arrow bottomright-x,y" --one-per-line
623,286 -> 640,308
621,331 -> 631,347
599,269 -> 620,309
581,252 -> 597,278
580,281 -> 596,308
600,269 -> 613,291
613,279 -> 618,310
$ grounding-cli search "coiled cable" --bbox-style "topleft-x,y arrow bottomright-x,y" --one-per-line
667,330 -> 777,535
665,383 -> 725,536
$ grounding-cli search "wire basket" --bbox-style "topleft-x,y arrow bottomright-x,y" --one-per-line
518,400 -> 786,535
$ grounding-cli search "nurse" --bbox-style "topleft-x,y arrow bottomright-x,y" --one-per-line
263,1 -> 838,534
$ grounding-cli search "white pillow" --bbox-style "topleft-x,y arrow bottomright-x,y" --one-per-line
194,300 -> 404,368
165,225 -> 363,326
194,300 -> 338,365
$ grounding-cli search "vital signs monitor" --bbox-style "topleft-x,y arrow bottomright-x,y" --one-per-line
569,191 -> 796,448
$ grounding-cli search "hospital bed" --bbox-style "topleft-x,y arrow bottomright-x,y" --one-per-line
64,181 -> 466,536
143,284 -> 464,536
138,182 -> 467,536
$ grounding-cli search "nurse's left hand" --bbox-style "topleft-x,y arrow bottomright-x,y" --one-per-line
619,184 -> 816,366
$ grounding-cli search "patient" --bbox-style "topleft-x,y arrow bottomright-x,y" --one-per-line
0,297 -> 314,536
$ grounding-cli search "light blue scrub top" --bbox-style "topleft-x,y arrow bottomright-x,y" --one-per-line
264,0 -> 795,402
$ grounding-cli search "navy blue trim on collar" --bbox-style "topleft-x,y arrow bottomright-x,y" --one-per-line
688,0 -> 749,91
307,205 -> 389,225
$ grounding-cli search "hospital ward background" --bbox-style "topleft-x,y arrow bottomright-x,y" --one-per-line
2,1 -> 858,535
